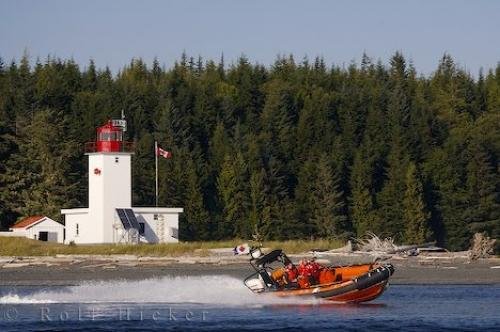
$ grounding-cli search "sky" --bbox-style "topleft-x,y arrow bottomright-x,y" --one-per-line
1,0 -> 499,76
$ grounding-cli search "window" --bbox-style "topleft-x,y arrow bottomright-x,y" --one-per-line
76,223 -> 79,236
99,132 -> 111,141
109,132 -> 122,141
139,222 -> 145,235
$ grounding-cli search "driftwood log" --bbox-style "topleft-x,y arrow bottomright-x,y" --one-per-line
469,233 -> 496,260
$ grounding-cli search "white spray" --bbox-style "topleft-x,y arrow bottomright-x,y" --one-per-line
0,275 -> 323,305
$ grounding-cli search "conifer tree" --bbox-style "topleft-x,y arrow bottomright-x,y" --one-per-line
4,109 -> 80,219
82,59 -> 97,91
485,65 -> 500,114
182,158 -> 210,240
311,154 -> 347,237
259,157 -> 291,240
350,150 -> 380,236
377,52 -> 411,239
249,168 -> 266,238
132,132 -> 155,206
216,153 -> 248,238
464,142 -> 500,238
154,100 -> 186,208
403,162 -> 431,244
352,188 -> 379,236
0,111 -> 17,229
209,122 -> 231,171
425,142 -> 470,250
294,159 -> 317,236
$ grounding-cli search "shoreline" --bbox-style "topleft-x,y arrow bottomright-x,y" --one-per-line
1,254 -> 499,286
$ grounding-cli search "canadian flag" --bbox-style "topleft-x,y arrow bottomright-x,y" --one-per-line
156,146 -> 172,159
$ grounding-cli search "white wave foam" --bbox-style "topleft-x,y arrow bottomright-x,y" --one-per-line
0,275 -> 321,305
0,294 -> 55,304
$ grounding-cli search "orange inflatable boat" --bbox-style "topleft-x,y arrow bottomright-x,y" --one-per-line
239,247 -> 394,303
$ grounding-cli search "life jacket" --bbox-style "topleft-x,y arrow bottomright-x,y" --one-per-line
318,267 -> 336,284
297,277 -> 310,289
297,260 -> 322,288
284,263 -> 298,282
298,260 -> 321,280
271,267 -> 285,282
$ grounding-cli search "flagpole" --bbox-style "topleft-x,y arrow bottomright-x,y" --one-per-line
155,140 -> 158,207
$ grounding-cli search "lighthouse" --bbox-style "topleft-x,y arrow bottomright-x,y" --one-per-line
61,119 -> 183,244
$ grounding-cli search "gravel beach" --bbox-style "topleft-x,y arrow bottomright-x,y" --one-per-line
1,255 -> 499,286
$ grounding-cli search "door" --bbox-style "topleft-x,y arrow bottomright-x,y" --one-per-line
47,232 -> 58,242
38,231 -> 48,241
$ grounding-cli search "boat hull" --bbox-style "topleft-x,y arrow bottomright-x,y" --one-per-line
323,281 -> 388,303
270,263 -> 394,303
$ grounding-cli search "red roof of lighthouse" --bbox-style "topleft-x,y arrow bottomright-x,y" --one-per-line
98,120 -> 122,133
11,215 -> 45,229
84,119 -> 134,153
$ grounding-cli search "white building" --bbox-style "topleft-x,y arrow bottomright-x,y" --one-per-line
61,120 -> 182,244
0,216 -> 65,243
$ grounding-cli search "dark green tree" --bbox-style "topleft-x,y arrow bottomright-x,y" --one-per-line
216,153 -> 248,238
182,158 -> 210,240
403,162 -> 431,244
3,109 -> 80,219
464,142 -> 500,238
310,154 -> 347,237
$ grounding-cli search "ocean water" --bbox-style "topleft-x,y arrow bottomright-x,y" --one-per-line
0,276 -> 499,331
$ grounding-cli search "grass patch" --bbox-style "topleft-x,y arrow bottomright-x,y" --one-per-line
0,237 -> 344,257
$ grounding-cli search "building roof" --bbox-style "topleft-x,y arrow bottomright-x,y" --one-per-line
11,215 -> 45,229
131,207 -> 184,213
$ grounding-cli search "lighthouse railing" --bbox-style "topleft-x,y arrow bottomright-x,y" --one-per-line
84,141 -> 135,153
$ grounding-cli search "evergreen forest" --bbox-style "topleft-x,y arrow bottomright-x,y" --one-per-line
0,52 -> 499,251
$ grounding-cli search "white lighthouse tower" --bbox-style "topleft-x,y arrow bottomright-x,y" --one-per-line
62,119 -> 182,244
86,120 -> 132,243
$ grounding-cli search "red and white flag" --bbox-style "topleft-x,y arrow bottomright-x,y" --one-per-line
156,146 -> 172,159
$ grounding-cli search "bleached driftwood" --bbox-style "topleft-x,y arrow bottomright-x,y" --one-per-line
352,233 -> 440,257
469,233 -> 496,260
310,241 -> 353,256
354,232 -> 397,253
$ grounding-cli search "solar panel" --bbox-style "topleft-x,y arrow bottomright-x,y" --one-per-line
116,208 -> 132,230
124,209 -> 141,230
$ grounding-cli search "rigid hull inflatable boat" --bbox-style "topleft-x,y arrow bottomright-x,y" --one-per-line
238,246 -> 394,303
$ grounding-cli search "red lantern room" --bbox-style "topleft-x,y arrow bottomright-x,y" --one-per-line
96,120 -> 123,152
85,119 -> 133,153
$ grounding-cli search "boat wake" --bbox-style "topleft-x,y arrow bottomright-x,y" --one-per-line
0,275 -> 322,305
